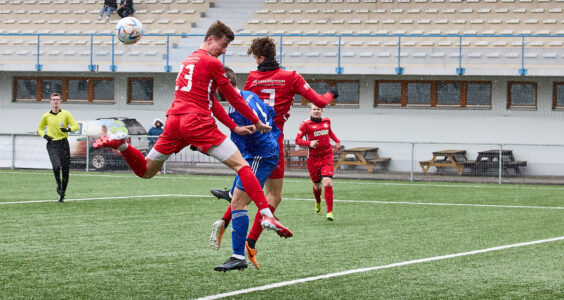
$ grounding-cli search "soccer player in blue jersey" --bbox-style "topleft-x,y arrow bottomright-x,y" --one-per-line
212,67 -> 282,272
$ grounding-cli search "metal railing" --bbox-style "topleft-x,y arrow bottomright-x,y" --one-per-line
3,133 -> 564,184
2,33 -> 564,75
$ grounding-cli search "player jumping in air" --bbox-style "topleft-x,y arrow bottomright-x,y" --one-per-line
295,104 -> 341,221
93,22 -> 292,238
210,36 -> 338,269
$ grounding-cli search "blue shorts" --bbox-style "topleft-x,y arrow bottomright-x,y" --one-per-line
231,155 -> 278,194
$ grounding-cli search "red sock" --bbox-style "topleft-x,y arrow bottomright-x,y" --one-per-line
313,186 -> 322,204
325,185 -> 334,213
237,166 -> 269,211
222,205 -> 232,223
248,205 -> 275,242
121,145 -> 147,177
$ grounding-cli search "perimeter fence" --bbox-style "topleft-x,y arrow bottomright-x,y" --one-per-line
2,133 -> 564,185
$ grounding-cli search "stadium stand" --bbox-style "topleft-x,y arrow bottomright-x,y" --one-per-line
0,0 -> 564,74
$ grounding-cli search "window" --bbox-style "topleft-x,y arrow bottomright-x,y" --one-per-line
67,79 -> 89,101
437,82 -> 460,105
13,77 -> 115,103
552,82 -> 564,110
507,82 -> 537,109
14,78 -> 37,100
128,78 -> 153,104
375,80 -> 491,108
407,82 -> 431,105
41,79 -> 62,99
297,79 -> 360,106
466,83 -> 491,106
376,82 -> 402,105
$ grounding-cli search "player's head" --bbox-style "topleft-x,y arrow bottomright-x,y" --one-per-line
217,66 -> 237,101
50,93 -> 61,109
310,104 -> 323,118
223,66 -> 237,88
247,36 -> 276,64
203,21 -> 234,57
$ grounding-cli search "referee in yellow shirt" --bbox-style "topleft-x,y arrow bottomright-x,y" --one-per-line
37,93 -> 80,202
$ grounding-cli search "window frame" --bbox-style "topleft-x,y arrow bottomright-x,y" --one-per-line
507,81 -> 537,109
552,82 -> 564,110
374,80 -> 492,108
13,76 -> 115,103
297,79 -> 360,106
127,77 -> 154,105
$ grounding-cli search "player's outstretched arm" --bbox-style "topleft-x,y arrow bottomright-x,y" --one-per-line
212,63 -> 260,125
233,125 -> 255,135
294,72 -> 336,108
210,96 -> 238,131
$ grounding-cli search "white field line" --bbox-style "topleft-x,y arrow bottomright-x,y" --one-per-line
3,170 -> 564,191
2,194 -> 563,210
197,236 -> 564,300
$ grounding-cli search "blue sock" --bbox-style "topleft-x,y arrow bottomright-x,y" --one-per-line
231,210 -> 249,257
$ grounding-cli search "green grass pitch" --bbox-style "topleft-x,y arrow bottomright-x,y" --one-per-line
1,169 -> 563,299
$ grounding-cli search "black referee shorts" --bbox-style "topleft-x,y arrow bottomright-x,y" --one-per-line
46,138 -> 70,169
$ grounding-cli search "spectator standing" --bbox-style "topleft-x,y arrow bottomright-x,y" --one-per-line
147,118 -> 164,150
36,93 -> 79,202
99,0 -> 117,19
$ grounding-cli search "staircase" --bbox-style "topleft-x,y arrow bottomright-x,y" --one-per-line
168,0 -> 262,64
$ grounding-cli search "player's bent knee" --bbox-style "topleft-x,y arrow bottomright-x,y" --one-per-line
208,138 -> 239,164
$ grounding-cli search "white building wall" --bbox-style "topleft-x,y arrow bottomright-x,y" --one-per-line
1,71 -> 563,146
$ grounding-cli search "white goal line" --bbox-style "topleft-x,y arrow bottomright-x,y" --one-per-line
197,236 -> 564,300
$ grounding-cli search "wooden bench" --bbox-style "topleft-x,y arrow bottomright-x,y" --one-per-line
334,147 -> 391,172
463,150 -> 527,176
420,150 -> 468,175
464,159 -> 527,176
287,148 -> 308,169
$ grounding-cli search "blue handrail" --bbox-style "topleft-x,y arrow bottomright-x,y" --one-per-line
2,32 -> 564,75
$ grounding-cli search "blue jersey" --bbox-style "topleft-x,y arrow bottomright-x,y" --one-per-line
228,90 -> 280,159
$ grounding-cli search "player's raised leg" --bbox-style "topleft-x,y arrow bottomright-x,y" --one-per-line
93,131 -> 165,178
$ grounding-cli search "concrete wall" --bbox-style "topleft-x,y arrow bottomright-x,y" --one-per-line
1,71 -> 563,146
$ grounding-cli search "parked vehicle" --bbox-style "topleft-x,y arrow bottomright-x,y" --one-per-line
68,118 -> 149,170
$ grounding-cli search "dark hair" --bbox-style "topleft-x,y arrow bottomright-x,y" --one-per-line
247,36 -> 276,59
223,66 -> 237,87
204,21 -> 234,42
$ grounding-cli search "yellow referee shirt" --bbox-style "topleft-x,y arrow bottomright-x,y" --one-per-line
37,110 -> 80,141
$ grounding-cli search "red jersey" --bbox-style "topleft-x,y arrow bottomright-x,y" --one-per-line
295,117 -> 340,158
243,68 -> 333,130
167,49 -> 259,124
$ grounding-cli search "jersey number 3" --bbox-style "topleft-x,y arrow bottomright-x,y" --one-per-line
176,64 -> 195,92
260,89 -> 275,106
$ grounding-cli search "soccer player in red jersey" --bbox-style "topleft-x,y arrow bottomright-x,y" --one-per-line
295,104 -> 341,221
93,22 -> 291,237
210,36 -> 338,268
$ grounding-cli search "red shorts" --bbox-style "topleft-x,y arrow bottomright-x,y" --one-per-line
268,132 -> 285,179
153,113 -> 226,155
307,152 -> 334,183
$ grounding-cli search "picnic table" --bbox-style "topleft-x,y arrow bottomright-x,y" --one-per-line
463,150 -> 527,175
419,150 -> 468,175
284,143 -> 308,169
334,147 -> 391,172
